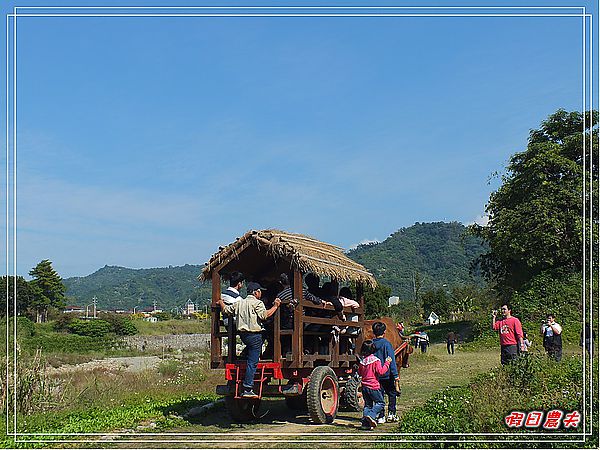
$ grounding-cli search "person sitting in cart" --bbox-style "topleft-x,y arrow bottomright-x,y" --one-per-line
305,273 -> 345,318
276,273 -> 323,329
217,281 -> 281,398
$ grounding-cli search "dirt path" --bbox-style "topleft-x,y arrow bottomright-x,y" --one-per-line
109,344 -> 499,448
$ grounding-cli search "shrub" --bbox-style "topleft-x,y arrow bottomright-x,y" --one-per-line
158,359 -> 181,377
98,313 -> 137,336
67,318 -> 113,337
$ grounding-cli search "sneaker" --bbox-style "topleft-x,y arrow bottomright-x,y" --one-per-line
387,413 -> 399,422
365,416 -> 377,429
241,389 -> 259,399
377,416 -> 386,424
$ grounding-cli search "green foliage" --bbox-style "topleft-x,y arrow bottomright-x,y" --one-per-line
471,109 -> 598,293
0,276 -> 34,317
511,270 -> 582,323
158,359 -> 182,377
28,260 -> 66,322
362,282 -> 391,319
21,333 -> 118,354
67,319 -> 113,337
421,289 -> 450,320
98,313 -> 138,335
4,394 -> 217,446
154,311 -> 174,321
398,354 -> 584,435
348,222 -> 487,300
62,264 -> 210,312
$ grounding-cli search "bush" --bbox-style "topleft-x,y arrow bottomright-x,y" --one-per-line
98,313 -> 137,336
511,270 -> 583,322
398,353 -> 584,435
67,319 -> 113,337
21,333 -> 119,353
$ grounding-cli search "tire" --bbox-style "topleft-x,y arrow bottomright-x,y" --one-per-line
306,366 -> 339,424
225,395 -> 261,422
340,375 -> 364,412
285,392 -> 307,411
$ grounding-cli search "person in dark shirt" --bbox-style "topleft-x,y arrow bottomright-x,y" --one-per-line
371,321 -> 400,423
446,331 -> 457,355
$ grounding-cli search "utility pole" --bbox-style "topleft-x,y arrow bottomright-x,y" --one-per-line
92,296 -> 97,318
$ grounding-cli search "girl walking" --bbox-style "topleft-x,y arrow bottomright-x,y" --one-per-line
357,339 -> 392,430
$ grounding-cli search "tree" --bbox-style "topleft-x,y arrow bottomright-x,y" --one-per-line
421,289 -> 449,320
362,282 -> 392,319
0,276 -> 34,316
28,259 -> 66,322
472,109 -> 598,294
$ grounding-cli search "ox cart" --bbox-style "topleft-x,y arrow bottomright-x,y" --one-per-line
202,229 -> 412,423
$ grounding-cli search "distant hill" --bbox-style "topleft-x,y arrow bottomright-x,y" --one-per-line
63,264 -> 211,311
64,222 -> 487,310
347,222 -> 487,300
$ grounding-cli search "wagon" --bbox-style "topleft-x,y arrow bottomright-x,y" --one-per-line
201,229 -> 411,423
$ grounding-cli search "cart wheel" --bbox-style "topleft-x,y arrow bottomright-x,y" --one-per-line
306,366 -> 339,424
225,395 -> 261,422
285,392 -> 307,411
340,375 -> 364,412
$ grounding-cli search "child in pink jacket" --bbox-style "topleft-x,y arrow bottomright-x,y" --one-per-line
357,339 -> 392,430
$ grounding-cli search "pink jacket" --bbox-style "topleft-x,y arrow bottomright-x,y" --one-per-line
358,354 -> 391,390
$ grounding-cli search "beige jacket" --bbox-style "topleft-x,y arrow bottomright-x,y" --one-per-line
222,294 -> 267,332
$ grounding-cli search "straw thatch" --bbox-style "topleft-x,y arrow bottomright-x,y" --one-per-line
200,229 -> 377,288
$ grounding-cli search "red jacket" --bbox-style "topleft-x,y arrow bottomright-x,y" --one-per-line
358,354 -> 391,390
493,316 -> 523,346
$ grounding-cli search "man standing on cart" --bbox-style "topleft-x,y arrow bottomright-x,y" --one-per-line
218,281 -> 281,398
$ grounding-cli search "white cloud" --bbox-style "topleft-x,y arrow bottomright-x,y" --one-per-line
348,238 -> 380,250
467,214 -> 490,227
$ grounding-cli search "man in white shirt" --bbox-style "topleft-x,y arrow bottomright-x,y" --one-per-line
541,314 -> 563,362
218,281 -> 280,398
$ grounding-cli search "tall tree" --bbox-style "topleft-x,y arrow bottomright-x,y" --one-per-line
29,260 -> 66,322
363,282 -> 392,319
0,276 -> 33,316
472,109 -> 598,295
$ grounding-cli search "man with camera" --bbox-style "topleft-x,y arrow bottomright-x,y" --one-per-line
492,304 -> 525,365
541,314 -> 563,362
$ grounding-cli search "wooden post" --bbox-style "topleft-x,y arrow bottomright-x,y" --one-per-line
273,301 -> 281,363
356,282 -> 365,351
292,270 -> 303,366
211,271 -> 222,366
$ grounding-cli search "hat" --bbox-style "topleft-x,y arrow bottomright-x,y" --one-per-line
247,281 -> 267,293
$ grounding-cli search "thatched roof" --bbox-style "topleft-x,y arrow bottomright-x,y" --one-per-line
200,229 -> 377,288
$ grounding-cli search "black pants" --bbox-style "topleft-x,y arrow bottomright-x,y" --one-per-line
447,341 -> 455,354
379,378 -> 398,414
500,344 -> 518,365
545,345 -> 563,362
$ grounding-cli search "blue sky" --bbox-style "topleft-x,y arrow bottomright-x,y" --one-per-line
2,2 -> 597,278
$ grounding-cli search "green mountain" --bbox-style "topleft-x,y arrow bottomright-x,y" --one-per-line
63,222 -> 486,311
347,222 -> 487,300
63,264 -> 211,311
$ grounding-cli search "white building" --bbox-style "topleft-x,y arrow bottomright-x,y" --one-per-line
426,312 -> 440,325
388,296 -> 400,307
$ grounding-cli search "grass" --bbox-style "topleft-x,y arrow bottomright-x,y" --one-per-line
133,318 -> 210,335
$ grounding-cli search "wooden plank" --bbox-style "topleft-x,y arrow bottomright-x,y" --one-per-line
292,270 -> 303,366
211,271 -> 222,365
299,299 -> 363,314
